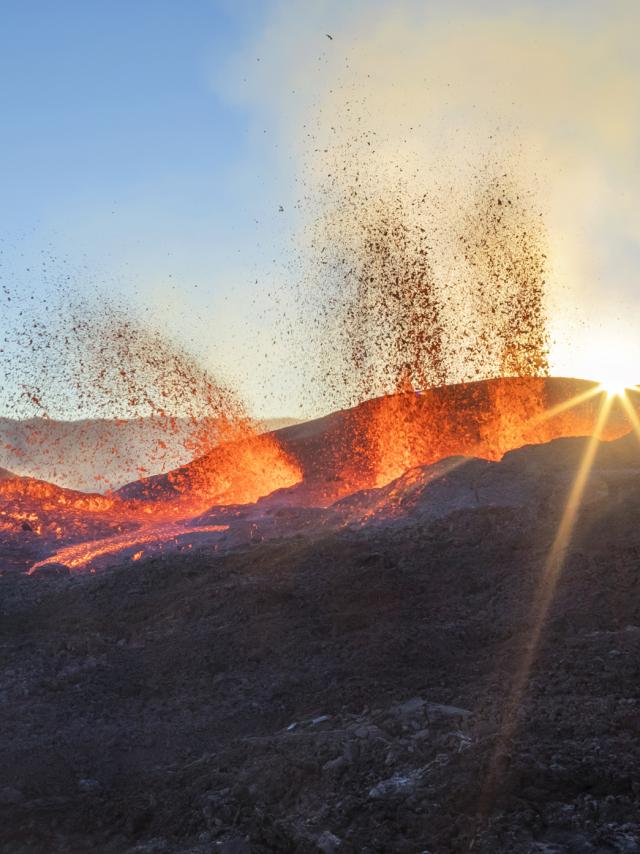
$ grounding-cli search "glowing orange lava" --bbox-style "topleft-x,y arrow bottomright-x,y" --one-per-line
2,425 -> 301,573
27,523 -> 229,573
335,377 -> 635,493
6,376 -> 640,575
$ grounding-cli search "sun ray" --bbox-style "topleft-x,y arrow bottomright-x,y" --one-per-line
399,383 -> 610,506
479,392 -> 613,813
527,384 -> 603,427
619,391 -> 640,441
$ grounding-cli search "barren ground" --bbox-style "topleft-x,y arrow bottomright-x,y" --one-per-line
2,433 -> 640,852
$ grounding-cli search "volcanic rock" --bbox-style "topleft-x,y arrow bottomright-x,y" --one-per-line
2,382 -> 640,851
368,769 -> 425,800
0,787 -> 24,805
316,830 -> 342,852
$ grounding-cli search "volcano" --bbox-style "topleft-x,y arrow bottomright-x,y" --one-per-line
118,375 -> 629,506
2,375 -> 640,852
0,376 -> 637,576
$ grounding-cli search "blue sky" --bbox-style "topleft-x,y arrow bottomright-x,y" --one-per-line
1,2 -> 258,238
0,1 -> 313,417
1,1 -> 639,418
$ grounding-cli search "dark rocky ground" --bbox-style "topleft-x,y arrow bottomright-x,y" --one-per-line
2,433 -> 640,852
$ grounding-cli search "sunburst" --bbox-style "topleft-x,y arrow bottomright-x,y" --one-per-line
597,366 -> 639,398
479,389 -> 616,812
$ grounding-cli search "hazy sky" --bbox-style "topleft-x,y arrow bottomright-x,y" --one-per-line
1,1 -> 639,418
0,0 -> 302,417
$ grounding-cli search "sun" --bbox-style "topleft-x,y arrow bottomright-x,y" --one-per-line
601,380 -> 626,396
598,370 -> 638,397
589,349 -> 639,397
555,333 -> 640,400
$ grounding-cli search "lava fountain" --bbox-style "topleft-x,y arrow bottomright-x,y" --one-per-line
2,148 -> 638,575
0,293 -> 302,573
3,375 -> 639,575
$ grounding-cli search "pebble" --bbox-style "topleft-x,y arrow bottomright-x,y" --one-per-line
316,829 -> 342,852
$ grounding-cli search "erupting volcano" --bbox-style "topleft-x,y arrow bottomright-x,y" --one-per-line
1,375 -> 639,576
4,4 -> 640,851
2,155 -> 636,578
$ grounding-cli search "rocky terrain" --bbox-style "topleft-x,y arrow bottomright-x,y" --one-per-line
2,422 -> 640,852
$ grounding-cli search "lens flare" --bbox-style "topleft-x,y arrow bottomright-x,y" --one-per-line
593,359 -> 638,397
599,377 -> 637,397
479,391 -> 614,813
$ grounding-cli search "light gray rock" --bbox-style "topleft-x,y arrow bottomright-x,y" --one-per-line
397,697 -> 426,717
426,702 -> 471,721
368,769 -> 422,800
316,830 -> 342,852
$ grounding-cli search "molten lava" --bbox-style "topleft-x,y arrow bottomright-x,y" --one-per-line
27,523 -> 229,573
3,376 -> 639,576
275,377 -> 640,504
352,376 -> 624,488
1,425 -> 301,573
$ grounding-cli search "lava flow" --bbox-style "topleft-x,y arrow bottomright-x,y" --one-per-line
0,289 -> 304,573
27,522 -> 230,574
